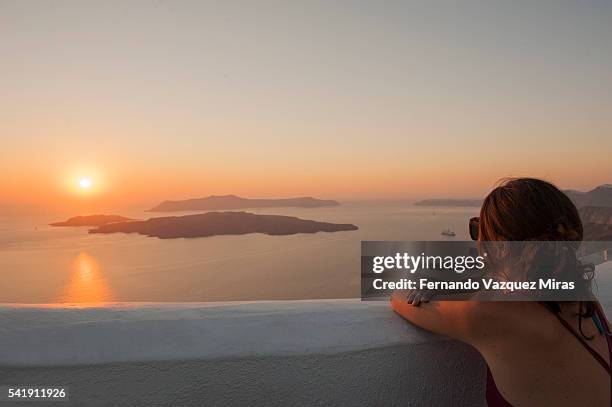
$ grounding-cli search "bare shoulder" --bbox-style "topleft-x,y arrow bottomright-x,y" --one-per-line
467,301 -> 559,340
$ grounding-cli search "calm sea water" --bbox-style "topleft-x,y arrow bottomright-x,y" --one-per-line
0,204 -> 499,303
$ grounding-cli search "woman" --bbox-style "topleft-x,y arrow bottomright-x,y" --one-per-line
391,178 -> 611,406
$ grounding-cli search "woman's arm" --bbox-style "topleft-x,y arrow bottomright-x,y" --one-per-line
389,291 -> 511,345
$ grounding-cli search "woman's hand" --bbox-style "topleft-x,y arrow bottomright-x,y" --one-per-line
405,288 -> 435,306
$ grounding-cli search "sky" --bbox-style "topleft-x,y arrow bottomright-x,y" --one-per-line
1,0 -> 611,214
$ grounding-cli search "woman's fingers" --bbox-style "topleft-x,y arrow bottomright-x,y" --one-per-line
406,290 -> 418,304
406,289 -> 435,306
406,290 -> 423,306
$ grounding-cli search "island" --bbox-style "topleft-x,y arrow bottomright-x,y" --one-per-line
580,206 -> 612,241
89,211 -> 358,239
413,199 -> 483,207
565,184 -> 612,208
413,184 -> 612,209
579,206 -> 612,225
146,195 -> 340,212
50,215 -> 133,227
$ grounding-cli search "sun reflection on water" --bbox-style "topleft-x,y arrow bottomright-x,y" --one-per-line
61,252 -> 114,303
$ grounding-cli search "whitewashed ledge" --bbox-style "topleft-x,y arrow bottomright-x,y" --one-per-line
0,300 -> 487,406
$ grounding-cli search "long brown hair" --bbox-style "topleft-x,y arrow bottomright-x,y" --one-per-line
479,177 -> 595,338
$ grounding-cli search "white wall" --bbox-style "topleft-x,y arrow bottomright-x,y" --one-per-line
0,300 -> 486,406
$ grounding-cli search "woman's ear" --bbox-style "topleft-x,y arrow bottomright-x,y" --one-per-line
556,223 -> 566,235
556,222 -> 580,240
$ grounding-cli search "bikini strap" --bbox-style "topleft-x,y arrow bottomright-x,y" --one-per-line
552,311 -> 612,376
595,303 -> 612,335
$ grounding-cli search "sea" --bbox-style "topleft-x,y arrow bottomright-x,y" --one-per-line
0,203 -> 479,304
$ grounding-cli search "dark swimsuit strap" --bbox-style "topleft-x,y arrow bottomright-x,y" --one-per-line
552,310 -> 611,374
549,305 -> 612,407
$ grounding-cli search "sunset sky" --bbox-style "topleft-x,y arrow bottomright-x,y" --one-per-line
1,0 -> 611,214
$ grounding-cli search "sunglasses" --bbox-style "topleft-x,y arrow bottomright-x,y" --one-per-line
469,217 -> 480,241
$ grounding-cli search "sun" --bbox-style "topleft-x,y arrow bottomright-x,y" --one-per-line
64,169 -> 103,196
79,178 -> 92,189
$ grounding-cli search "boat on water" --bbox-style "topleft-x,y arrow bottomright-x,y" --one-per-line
441,229 -> 456,237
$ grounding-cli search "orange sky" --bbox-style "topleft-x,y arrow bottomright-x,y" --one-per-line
1,1 -> 610,214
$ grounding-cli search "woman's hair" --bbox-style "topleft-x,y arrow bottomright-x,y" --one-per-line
479,177 -> 595,338
479,177 -> 583,242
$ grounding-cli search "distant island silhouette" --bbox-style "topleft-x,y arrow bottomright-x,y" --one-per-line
412,185 -> 611,241
414,184 -> 612,209
580,206 -> 612,241
564,184 -> 612,208
147,195 -> 340,212
50,215 -> 133,227
414,199 -> 482,207
89,211 -> 358,239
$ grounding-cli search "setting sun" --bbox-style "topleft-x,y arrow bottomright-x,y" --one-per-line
61,168 -> 106,201
79,178 -> 92,189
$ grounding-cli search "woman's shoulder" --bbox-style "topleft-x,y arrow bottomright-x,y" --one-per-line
463,301 -> 563,346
